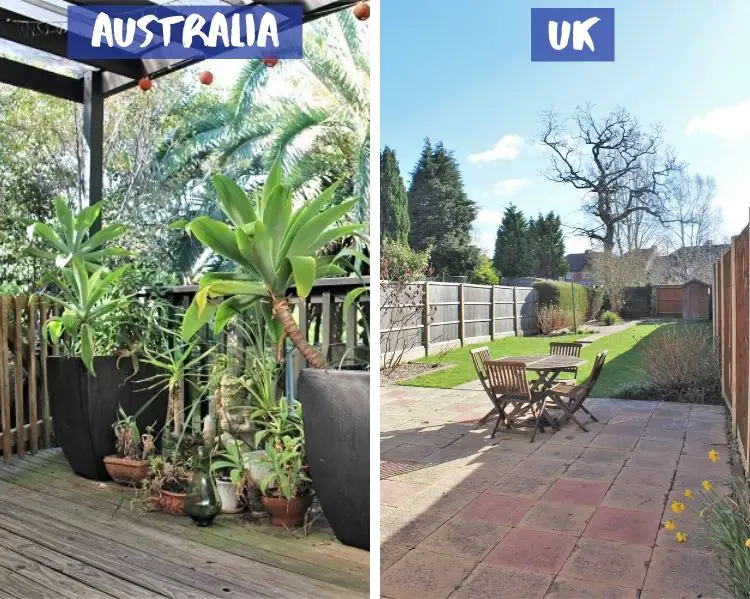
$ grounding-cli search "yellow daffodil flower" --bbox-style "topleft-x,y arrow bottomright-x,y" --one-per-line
676,532 -> 688,543
671,501 -> 686,514
708,449 -> 720,463
663,520 -> 676,531
702,480 -> 712,491
745,539 -> 750,549
683,489 -> 695,500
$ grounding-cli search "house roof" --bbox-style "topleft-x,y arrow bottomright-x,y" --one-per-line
565,253 -> 588,272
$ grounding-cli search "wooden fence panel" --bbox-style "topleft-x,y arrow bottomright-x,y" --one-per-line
714,218 -> 750,470
0,295 -> 53,462
381,281 -> 540,359
734,230 -> 749,457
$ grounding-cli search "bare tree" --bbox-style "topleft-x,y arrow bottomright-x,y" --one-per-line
662,172 -> 721,250
540,105 -> 679,252
589,251 -> 650,313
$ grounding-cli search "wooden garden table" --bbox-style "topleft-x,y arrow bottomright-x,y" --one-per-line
489,355 -> 589,431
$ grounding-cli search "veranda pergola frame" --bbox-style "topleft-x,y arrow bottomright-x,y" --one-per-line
0,0 -> 357,227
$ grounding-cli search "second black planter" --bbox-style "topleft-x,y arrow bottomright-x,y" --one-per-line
47,356 -> 168,481
298,369 -> 370,550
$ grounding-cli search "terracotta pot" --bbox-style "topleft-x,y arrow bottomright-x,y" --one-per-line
261,495 -> 312,527
103,456 -> 149,485
159,490 -> 187,516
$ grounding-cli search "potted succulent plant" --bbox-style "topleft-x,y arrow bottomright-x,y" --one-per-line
256,434 -> 311,527
26,199 -> 167,480
178,160 -> 370,547
141,454 -> 192,516
103,408 -> 156,484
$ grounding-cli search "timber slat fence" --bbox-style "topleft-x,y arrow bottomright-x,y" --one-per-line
0,295 -> 54,463
381,282 -> 538,361
713,217 -> 750,469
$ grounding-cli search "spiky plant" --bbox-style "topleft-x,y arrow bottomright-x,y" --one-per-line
181,159 -> 362,368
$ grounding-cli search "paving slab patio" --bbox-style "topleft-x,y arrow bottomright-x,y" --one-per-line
380,384 -> 734,598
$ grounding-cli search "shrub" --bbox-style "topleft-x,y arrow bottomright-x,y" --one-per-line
585,287 -> 604,321
600,311 -> 620,326
533,281 -> 588,325
381,239 -> 431,282
470,255 -> 500,285
537,305 -> 571,335
640,323 -> 720,399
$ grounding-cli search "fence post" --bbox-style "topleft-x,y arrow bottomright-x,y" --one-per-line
458,284 -> 465,347
423,282 -> 430,357
512,286 -> 520,336
490,285 -> 496,341
731,237 -> 738,433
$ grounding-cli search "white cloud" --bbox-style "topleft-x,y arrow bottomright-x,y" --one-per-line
493,179 -> 527,196
474,232 -> 496,256
476,209 -> 504,225
686,100 -> 750,141
467,134 -> 524,163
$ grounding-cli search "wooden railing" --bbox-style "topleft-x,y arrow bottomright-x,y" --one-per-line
713,219 -> 750,469
0,296 -> 54,463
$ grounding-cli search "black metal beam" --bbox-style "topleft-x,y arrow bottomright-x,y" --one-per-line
0,58 -> 83,102
82,71 -> 104,232
0,7 -> 147,80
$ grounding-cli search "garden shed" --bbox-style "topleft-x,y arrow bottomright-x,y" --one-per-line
652,280 -> 711,320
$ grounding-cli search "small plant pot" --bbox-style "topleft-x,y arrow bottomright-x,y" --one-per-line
158,490 -> 187,516
216,479 -> 243,514
103,456 -> 149,485
261,495 -> 312,527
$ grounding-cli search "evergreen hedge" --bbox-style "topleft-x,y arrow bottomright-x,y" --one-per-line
533,281 -> 590,326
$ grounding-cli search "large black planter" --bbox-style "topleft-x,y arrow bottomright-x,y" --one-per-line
298,369 -> 369,550
47,356 -> 168,481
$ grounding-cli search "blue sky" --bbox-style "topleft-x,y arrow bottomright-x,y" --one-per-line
381,0 -> 750,255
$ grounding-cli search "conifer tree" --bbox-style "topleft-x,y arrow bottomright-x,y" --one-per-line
407,139 -> 480,275
380,147 -> 410,244
529,212 -> 568,279
493,205 -> 535,278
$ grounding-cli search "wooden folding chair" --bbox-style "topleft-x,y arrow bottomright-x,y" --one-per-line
550,351 -> 607,423
486,361 -> 547,442
549,341 -> 584,382
470,347 -> 500,426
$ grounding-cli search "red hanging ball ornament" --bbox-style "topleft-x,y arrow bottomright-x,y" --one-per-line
138,77 -> 152,91
199,70 -> 214,85
263,57 -> 278,68
353,1 -> 370,21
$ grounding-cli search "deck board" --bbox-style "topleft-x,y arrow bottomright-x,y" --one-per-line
0,450 -> 369,598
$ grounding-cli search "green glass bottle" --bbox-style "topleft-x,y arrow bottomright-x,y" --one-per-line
184,446 -> 221,526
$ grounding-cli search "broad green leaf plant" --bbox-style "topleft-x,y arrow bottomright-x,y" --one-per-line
181,158 -> 363,368
26,198 -> 128,270
27,199 -> 130,373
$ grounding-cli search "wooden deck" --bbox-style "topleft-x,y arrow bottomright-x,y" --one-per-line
0,449 -> 369,598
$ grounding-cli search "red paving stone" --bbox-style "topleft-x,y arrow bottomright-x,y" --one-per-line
583,506 -> 661,546
456,493 -> 534,526
484,528 -> 577,574
542,479 -> 610,506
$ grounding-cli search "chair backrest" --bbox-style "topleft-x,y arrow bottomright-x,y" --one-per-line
585,351 -> 608,394
470,347 -> 491,381
486,361 -> 531,400
549,342 -> 584,358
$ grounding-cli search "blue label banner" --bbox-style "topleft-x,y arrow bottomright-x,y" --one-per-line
531,8 -> 615,62
67,4 -> 303,60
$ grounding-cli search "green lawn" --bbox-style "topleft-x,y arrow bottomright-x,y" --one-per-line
400,323 -> 664,397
